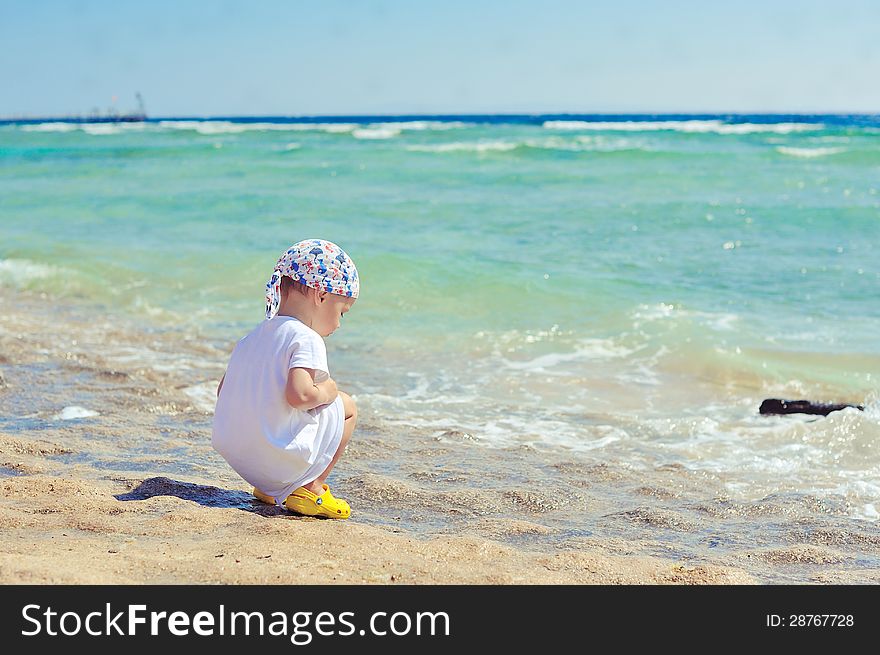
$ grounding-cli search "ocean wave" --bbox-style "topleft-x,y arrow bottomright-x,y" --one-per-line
535,135 -> 643,152
312,123 -> 358,133
157,120 -> 358,135
776,146 -> 845,158
406,140 -> 519,153
20,122 -> 147,135
807,135 -> 851,143
350,121 -> 474,139
0,258 -> 59,286
351,126 -> 402,139
501,338 -> 635,372
372,120 -> 472,131
155,120 -> 471,137
20,122 -> 79,133
631,302 -> 678,322
81,124 -> 126,136
543,119 -> 822,134
406,135 -> 644,154
474,325 -> 572,347
630,303 -> 739,331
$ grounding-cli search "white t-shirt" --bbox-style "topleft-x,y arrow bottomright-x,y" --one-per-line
211,315 -> 345,504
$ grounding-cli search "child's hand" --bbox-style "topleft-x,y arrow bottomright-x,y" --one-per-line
287,369 -> 338,411
318,377 -> 339,405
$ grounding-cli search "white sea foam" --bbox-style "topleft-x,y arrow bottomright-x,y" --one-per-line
614,362 -> 663,387
351,126 -> 401,139
318,123 -> 359,133
527,136 -> 585,151
472,416 -> 596,449
21,122 -> 78,132
103,344 -> 222,385
543,119 -> 821,134
832,479 -> 880,502
81,124 -> 123,136
863,396 -> 880,420
776,146 -> 845,158
696,311 -> 739,332
406,140 -> 519,153
406,135 -> 642,154
711,122 -> 822,134
20,122 -> 147,135
0,258 -> 58,287
157,120 -> 466,136
528,135 -> 644,152
630,302 -> 677,322
630,303 -> 739,331
578,430 -> 625,450
158,121 -> 358,135
350,121 -> 473,139
372,121 -> 471,131
480,325 -> 572,346
183,382 -> 218,413
54,406 -> 99,420
502,338 -> 634,372
857,503 -> 879,520
808,135 -> 851,143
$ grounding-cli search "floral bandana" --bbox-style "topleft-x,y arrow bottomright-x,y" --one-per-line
265,239 -> 359,320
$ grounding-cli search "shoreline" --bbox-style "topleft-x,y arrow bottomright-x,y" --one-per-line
1,471 -> 753,585
1,286 -> 878,584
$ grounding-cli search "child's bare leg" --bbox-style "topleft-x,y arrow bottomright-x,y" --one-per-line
303,390 -> 357,494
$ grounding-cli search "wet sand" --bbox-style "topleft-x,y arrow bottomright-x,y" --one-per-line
1,471 -> 754,584
1,287 -> 879,584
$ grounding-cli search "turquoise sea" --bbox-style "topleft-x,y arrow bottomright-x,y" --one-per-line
1,114 -> 879,527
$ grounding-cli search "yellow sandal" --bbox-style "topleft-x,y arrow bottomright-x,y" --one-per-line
252,488 -> 278,505
285,484 -> 351,519
253,484 -> 351,519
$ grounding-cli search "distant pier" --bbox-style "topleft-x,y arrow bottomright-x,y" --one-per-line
1,93 -> 147,125
0,113 -> 147,125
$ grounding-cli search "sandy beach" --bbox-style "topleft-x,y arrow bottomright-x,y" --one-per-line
2,287 -> 879,584
1,471 -> 754,585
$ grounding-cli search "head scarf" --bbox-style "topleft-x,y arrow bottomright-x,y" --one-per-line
265,239 -> 359,320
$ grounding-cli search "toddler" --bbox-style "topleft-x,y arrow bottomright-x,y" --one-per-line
212,239 -> 359,518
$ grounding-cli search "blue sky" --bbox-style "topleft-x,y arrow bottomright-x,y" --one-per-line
2,0 -> 879,117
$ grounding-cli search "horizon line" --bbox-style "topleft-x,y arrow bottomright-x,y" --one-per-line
2,110 -> 879,123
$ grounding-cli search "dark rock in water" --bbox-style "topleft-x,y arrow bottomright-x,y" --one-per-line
759,399 -> 864,416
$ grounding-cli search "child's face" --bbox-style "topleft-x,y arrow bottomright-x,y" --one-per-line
314,292 -> 355,337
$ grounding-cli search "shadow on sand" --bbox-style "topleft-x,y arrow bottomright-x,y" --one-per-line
114,476 -> 291,518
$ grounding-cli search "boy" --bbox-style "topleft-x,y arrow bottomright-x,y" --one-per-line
212,239 -> 358,518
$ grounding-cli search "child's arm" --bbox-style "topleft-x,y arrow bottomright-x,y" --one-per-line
286,367 -> 338,411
